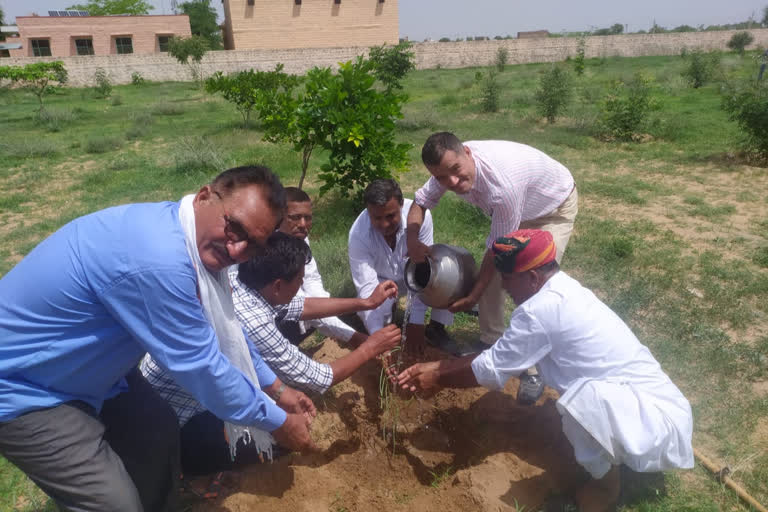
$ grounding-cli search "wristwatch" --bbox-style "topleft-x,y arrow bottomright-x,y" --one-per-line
273,382 -> 287,401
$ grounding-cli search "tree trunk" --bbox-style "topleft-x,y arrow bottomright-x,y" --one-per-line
298,145 -> 313,190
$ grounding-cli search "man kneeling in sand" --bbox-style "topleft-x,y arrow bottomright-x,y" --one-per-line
397,229 -> 693,511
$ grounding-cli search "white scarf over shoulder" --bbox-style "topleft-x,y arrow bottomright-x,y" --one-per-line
179,194 -> 274,460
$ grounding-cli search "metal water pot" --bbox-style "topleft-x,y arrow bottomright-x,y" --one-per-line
403,244 -> 478,309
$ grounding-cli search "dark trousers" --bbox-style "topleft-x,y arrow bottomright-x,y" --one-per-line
0,369 -> 180,512
180,411 -> 276,477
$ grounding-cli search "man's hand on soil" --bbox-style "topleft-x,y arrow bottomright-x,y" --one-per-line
277,387 -> 317,423
272,412 -> 319,453
365,280 -> 399,309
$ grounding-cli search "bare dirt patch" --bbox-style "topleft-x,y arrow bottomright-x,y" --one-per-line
194,339 -> 586,512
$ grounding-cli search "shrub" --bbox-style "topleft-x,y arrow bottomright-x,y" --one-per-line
172,136 -> 227,174
205,64 -> 300,128
85,135 -> 122,154
131,71 -> 145,86
261,56 -> 411,194
0,139 -> 59,158
168,35 -> 209,87
573,35 -> 586,76
93,68 -> 112,98
534,66 -> 572,123
495,47 -> 509,72
111,95 -> 123,106
722,81 -> 768,157
151,101 -> 185,116
599,73 -> 657,141
480,69 -> 500,112
438,37 -> 451,42
727,31 -> 754,55
681,50 -> 720,88
368,41 -> 415,90
36,108 -> 78,132
125,111 -> 154,140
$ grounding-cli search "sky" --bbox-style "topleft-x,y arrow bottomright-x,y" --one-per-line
2,0 -> 766,40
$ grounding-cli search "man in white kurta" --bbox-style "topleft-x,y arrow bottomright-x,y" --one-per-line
348,179 -> 453,349
397,229 -> 693,511
277,187 -> 366,346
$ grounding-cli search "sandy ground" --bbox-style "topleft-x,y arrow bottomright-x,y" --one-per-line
193,339 -> 587,512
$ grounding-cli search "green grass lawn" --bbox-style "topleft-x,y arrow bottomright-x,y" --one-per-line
1,52 -> 767,511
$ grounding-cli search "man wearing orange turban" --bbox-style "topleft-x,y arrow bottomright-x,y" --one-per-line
397,229 -> 694,512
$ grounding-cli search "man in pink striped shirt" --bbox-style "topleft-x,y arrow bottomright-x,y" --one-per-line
406,132 -> 578,403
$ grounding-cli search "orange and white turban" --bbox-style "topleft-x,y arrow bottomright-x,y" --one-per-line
492,229 -> 556,273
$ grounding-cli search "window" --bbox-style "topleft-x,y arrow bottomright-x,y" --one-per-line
334,0 -> 341,3
158,35 -> 171,52
74,38 -> 94,56
294,0 -> 301,4
115,37 -> 133,55
30,39 -> 51,57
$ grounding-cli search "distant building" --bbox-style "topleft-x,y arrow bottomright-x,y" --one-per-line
4,13 -> 191,58
517,30 -> 550,39
221,0 -> 398,50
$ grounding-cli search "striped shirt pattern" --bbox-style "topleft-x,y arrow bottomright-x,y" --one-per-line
414,140 -> 574,248
229,271 -> 334,395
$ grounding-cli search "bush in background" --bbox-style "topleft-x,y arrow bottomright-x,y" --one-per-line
534,65 -> 572,123
205,64 -> 300,128
36,108 -> 78,132
368,41 -> 415,90
681,50 -> 721,88
599,72 -> 658,141
85,135 -> 122,154
727,31 -> 754,55
495,47 -> 509,72
480,69 -> 501,112
173,135 -> 227,174
722,81 -> 768,158
168,35 -> 209,87
93,68 -> 112,98
573,35 -> 586,76
131,71 -> 145,86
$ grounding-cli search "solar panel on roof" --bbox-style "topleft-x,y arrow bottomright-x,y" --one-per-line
59,11 -> 71,16
48,10 -> 60,16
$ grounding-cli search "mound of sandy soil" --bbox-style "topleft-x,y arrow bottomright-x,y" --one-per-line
195,339 -> 587,512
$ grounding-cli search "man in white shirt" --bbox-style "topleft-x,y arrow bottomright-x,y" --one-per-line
406,131 -> 578,403
349,179 -> 454,354
397,229 -> 694,512
277,187 -> 369,346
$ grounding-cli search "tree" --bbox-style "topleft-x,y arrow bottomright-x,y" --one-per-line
205,64 -> 300,128
0,6 -> 5,42
0,62 -> 68,111
168,35 -> 209,87
722,81 -> 768,158
367,41 -> 415,90
66,0 -> 150,15
178,0 -> 222,50
261,57 -> 411,194
727,31 -> 755,55
534,66 -> 572,123
610,23 -> 624,34
763,6 -> 768,27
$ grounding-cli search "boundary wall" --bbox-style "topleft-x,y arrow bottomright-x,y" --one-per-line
3,28 -> 768,87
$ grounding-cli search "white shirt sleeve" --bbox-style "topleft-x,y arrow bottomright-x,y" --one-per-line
300,257 -> 356,341
471,306 -> 552,390
348,217 -> 392,334
414,177 -> 447,210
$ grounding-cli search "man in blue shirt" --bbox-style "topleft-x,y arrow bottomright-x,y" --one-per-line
0,166 -> 316,512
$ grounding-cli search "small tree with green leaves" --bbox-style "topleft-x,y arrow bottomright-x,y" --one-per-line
262,57 -> 410,194
573,35 -> 586,76
205,64 -> 300,128
66,0 -> 150,15
599,72 -> 658,141
168,35 -> 209,87
534,66 -> 572,123
681,49 -> 720,88
93,68 -> 112,98
495,47 -> 509,72
480,69 -> 500,112
367,41 -> 415,91
0,61 -> 68,111
722,81 -> 768,158
727,31 -> 755,55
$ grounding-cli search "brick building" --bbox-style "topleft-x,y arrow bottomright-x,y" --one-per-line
221,0 -> 398,50
4,14 -> 191,58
